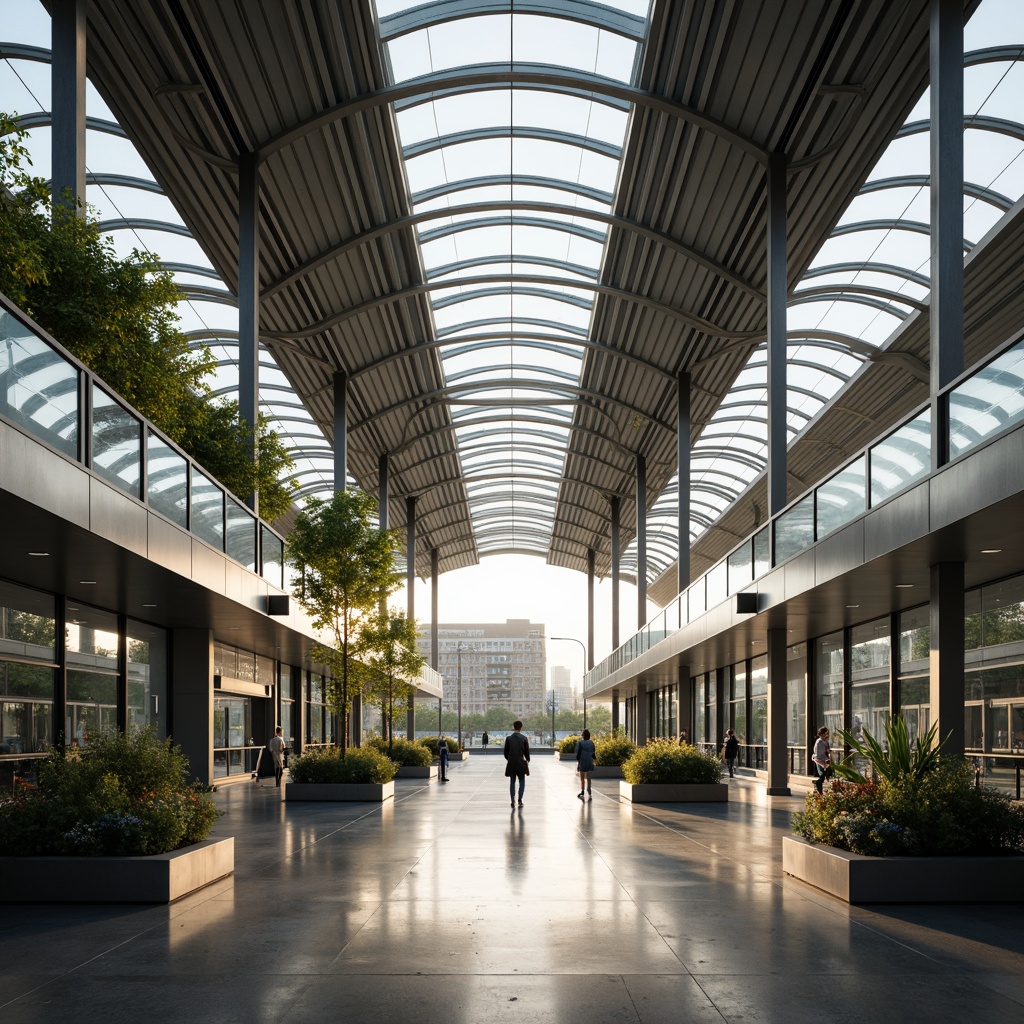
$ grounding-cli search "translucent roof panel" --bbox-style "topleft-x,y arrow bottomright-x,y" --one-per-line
1,17 -> 344,508
636,0 -> 1024,590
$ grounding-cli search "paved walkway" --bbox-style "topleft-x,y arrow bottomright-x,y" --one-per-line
2,756 -> 1023,1023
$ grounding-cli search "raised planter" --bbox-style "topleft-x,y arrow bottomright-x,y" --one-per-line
783,835 -> 1024,904
553,750 -> 575,761
0,837 -> 234,904
620,781 -> 728,803
285,781 -> 395,802
591,765 -> 624,779
396,765 -> 437,779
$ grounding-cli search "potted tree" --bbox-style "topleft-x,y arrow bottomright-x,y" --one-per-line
287,490 -> 400,756
783,716 -> 1024,903
619,738 -> 726,803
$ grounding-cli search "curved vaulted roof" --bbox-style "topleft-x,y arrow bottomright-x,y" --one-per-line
10,0 -> 1022,597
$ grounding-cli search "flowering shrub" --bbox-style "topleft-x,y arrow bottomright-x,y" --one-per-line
0,730 -> 218,857
622,738 -> 723,785
792,761 -> 1024,856
367,736 -> 432,767
288,745 -> 398,784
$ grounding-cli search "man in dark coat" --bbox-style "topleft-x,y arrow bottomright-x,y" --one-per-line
503,720 -> 530,808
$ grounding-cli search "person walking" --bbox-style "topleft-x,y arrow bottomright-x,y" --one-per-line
437,736 -> 449,783
723,728 -> 739,777
503,720 -> 530,808
812,726 -> 833,794
268,726 -> 286,787
482,730 -> 489,748
575,728 -> 596,800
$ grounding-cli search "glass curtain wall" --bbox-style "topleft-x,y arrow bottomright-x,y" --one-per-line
731,662 -> 747,765
66,604 -> 119,747
787,642 -> 808,774
850,617 -> 891,741
815,632 -> 844,743
749,656 -> 767,768
898,606 -> 930,745
126,620 -> 167,737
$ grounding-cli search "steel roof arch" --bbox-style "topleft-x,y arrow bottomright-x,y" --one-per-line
411,173 -> 613,205
402,124 -> 622,160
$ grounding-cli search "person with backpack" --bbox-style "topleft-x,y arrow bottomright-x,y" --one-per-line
723,728 -> 739,777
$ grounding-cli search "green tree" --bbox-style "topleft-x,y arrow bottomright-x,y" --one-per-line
357,607 -> 424,752
287,491 -> 400,755
0,112 -> 297,521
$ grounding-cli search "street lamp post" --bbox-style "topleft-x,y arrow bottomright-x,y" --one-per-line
549,688 -> 557,746
551,636 -> 588,729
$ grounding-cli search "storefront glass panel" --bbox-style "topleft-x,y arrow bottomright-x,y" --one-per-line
850,617 -> 890,741
787,642 -> 807,774
127,620 -> 167,737
815,631 -> 844,740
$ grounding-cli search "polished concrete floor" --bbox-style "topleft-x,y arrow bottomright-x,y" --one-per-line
2,755 -> 1023,1023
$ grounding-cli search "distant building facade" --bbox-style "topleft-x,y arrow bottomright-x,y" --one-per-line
419,619 -> 546,719
550,664 -> 577,712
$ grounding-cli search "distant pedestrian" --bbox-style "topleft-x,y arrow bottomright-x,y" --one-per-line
269,726 -> 286,787
503,720 -> 530,808
723,728 -> 739,777
678,729 -> 688,745
482,730 -> 490,747
575,728 -> 596,800
437,736 -> 449,782
812,727 -> 833,794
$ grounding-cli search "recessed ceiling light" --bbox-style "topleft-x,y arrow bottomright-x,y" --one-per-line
981,549 -> 1002,554
896,584 -> 914,589
846,604 -> 859,608
28,551 -> 49,557
79,580 -> 97,585
143,603 -> 157,607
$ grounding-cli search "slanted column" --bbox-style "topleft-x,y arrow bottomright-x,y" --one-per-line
636,453 -> 647,629
51,0 -> 86,215
766,628 -> 791,795
766,151 -> 788,515
334,371 -> 348,492
238,152 -> 260,513
677,371 -> 691,594
930,0 -> 964,470
930,561 -> 965,756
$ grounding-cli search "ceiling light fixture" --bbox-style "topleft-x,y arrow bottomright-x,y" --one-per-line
79,580 -> 97,585
28,551 -> 50,556
896,584 -> 914,589
981,548 -> 1002,554
846,604 -> 859,608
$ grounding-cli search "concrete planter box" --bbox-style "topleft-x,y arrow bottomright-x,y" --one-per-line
285,781 -> 395,802
553,750 -> 576,761
591,765 -> 624,779
619,781 -> 728,803
396,765 -> 437,779
0,837 -> 234,904
783,835 -> 1024,904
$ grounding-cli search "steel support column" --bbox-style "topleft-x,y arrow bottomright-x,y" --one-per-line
586,547 -> 595,673
431,547 -> 439,673
929,561 -> 965,757
766,627 -> 791,795
407,496 -> 417,621
238,152 -> 260,513
610,495 -> 620,651
334,371 -> 348,492
50,0 -> 86,215
767,151 -> 788,515
929,0 -> 964,470
677,663 -> 691,743
636,453 -> 647,629
635,682 -> 648,746
677,371 -> 691,594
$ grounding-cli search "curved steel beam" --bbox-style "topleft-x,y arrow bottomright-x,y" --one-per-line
426,253 -> 598,280
378,0 -> 647,42
801,260 -> 930,288
95,217 -> 193,238
403,124 -> 621,160
432,281 -> 594,312
830,217 -> 973,250
790,282 -> 925,312
263,199 -> 761,302
11,112 -> 125,138
788,290 -> 915,319
859,174 -> 1014,212
263,272 -> 763,343
898,113 -> 1024,146
255,64 -> 768,165
411,173 -> 613,206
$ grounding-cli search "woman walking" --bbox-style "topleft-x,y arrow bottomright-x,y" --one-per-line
575,728 -> 596,800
